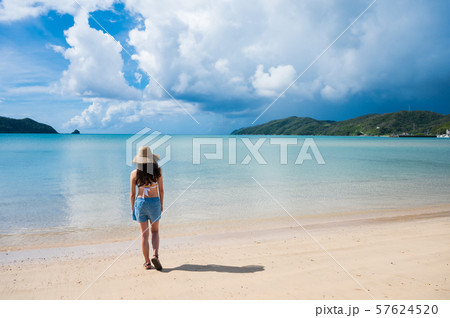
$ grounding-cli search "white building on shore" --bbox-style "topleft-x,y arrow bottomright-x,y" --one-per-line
437,129 -> 450,138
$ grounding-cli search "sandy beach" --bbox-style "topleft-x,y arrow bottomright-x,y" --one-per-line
1,205 -> 449,300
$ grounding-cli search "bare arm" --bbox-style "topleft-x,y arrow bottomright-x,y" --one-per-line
130,170 -> 137,214
158,171 -> 164,211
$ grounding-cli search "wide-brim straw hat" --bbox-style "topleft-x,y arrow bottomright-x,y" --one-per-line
132,146 -> 160,164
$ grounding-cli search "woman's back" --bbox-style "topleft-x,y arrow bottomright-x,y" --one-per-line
137,180 -> 159,198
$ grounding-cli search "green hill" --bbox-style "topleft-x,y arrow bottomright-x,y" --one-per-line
0,116 -> 58,133
232,111 -> 450,136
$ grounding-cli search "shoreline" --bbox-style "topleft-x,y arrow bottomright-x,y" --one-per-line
1,204 -> 449,299
1,203 -> 449,254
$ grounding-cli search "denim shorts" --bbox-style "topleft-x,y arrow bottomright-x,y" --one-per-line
132,197 -> 161,223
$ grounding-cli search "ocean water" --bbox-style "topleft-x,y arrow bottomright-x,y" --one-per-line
1,134 -> 450,247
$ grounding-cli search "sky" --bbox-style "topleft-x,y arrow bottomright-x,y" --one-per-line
0,0 -> 449,134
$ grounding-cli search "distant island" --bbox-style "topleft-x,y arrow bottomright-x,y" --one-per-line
71,129 -> 80,134
0,116 -> 58,134
232,111 -> 450,136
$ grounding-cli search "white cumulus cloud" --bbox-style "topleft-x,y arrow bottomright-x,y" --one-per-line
57,11 -> 140,100
251,64 -> 297,97
65,97 -> 199,129
65,101 -> 103,128
215,58 -> 229,74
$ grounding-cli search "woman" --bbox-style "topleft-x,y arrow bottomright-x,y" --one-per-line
130,146 -> 164,270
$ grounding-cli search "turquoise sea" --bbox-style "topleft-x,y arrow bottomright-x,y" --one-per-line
1,134 -> 450,248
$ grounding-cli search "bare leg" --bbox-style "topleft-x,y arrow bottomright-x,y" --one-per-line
151,221 -> 160,257
139,221 -> 150,263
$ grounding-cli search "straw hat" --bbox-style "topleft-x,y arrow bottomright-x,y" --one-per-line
132,146 -> 160,164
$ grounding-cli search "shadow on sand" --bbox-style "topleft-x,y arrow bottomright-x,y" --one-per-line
161,264 -> 264,274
